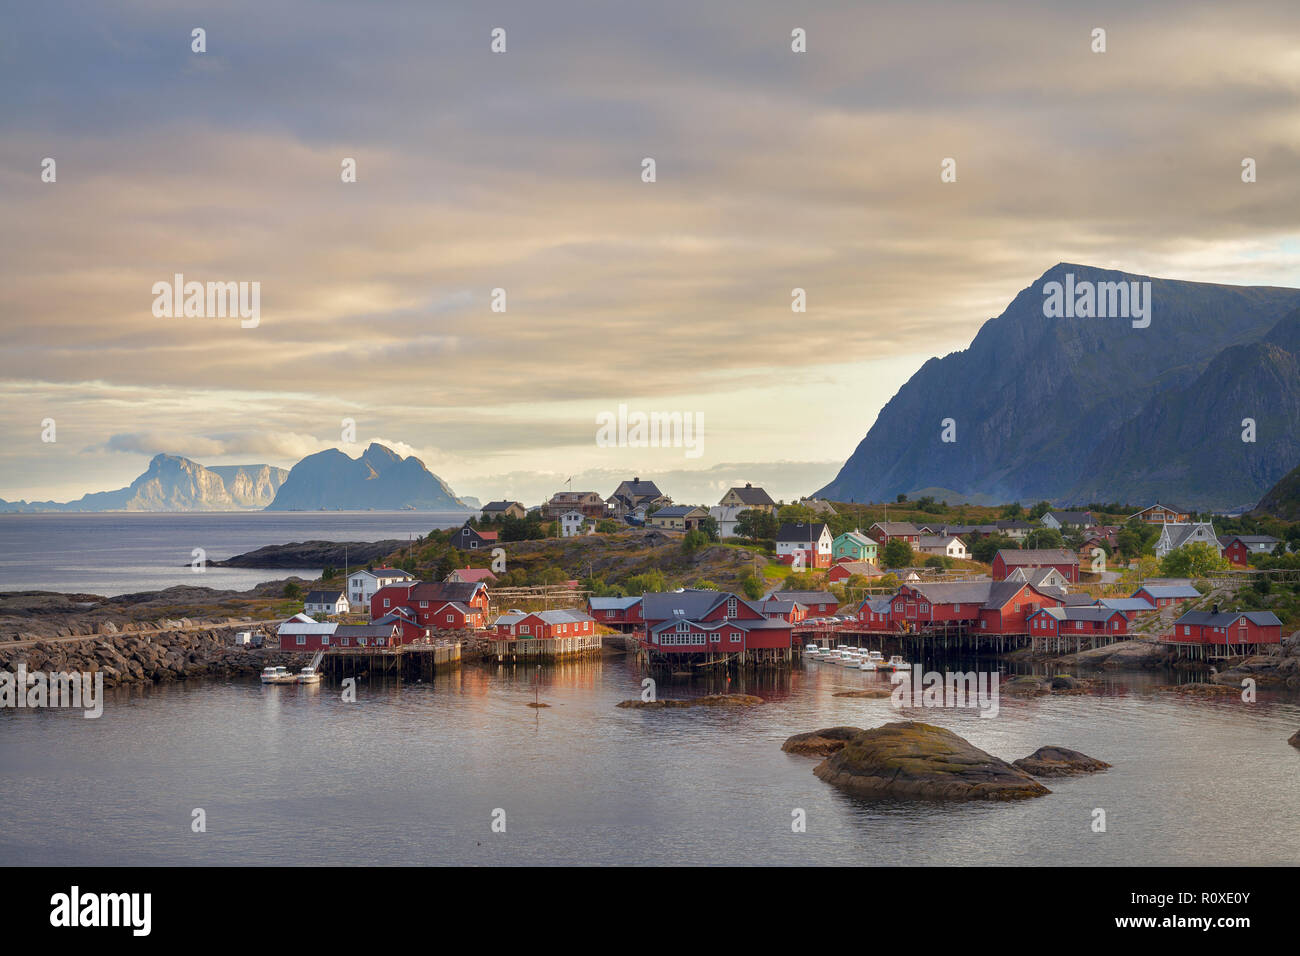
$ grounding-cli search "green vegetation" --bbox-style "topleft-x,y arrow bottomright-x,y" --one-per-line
1159,541 -> 1230,577
882,539 -> 913,569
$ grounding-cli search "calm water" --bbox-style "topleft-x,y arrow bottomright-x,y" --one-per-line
2,655 -> 1297,866
0,512 -> 470,596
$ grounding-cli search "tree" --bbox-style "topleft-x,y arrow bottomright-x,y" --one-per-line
596,519 -> 619,533
739,572 -> 765,600
682,529 -> 708,555
736,508 -> 778,542
896,493 -> 908,503
1000,502 -> 1024,519
697,516 -> 720,542
971,533 -> 1016,564
1028,500 -> 1053,520
283,581 -> 301,599
1024,527 -> 1065,550
882,539 -> 914,569
1159,542 -> 1230,578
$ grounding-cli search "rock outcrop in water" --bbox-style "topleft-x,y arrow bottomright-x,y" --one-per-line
807,721 -> 1051,801
1289,729 -> 1300,749
1011,746 -> 1111,777
616,693 -> 764,709
781,726 -> 863,756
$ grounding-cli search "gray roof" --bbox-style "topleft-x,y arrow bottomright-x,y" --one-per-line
492,608 -> 593,627
481,500 -> 524,512
765,590 -> 837,605
1219,534 -> 1279,545
872,521 -> 921,535
640,589 -> 730,622
588,596 -> 642,611
304,589 -> 345,603
776,521 -> 829,542
996,549 -> 1078,566
726,484 -> 775,506
1098,598 -> 1157,612
1060,593 -> 1099,606
652,505 -> 704,518
334,623 -> 399,638
1174,610 -> 1282,628
1134,583 -> 1201,599
1031,606 -> 1124,622
918,534 -> 962,548
1045,511 -> 1092,524
1160,522 -> 1218,550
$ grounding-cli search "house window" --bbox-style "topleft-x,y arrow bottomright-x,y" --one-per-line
384,599 -> 391,608
1183,626 -> 1190,635
341,637 -> 350,646
521,625 -> 530,635
296,636 -> 305,645
358,638 -> 367,646
726,598 -> 737,618
321,635 -> 329,646
731,632 -> 742,643
710,632 -> 720,643
446,615 -> 454,623
420,601 -> 428,608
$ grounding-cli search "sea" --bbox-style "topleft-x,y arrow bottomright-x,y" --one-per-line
0,512 -> 471,596
1,655 -> 1297,866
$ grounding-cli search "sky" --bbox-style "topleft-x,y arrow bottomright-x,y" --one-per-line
3,0 -> 1300,506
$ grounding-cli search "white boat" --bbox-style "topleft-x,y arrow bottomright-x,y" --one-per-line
297,666 -> 322,684
860,650 -> 883,671
804,644 -> 821,656
888,655 -> 911,671
260,666 -> 295,684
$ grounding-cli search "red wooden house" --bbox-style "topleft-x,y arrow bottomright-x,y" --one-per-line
992,549 -> 1080,583
492,608 -> 596,639
1131,582 -> 1200,609
1168,609 -> 1282,645
759,598 -> 808,623
884,581 -> 1065,634
587,596 -> 644,632
372,607 -> 431,643
868,521 -> 921,546
1218,535 -> 1281,568
371,581 -> 490,629
856,597 -> 893,630
1027,606 -> 1129,638
638,589 -> 793,653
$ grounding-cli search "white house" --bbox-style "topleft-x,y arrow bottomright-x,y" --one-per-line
917,534 -> 968,560
708,505 -> 746,538
775,522 -> 833,568
346,567 -> 417,609
1154,522 -> 1222,560
560,510 -> 591,538
304,589 -> 350,617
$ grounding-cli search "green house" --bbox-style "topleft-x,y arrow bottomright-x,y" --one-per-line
833,530 -> 878,565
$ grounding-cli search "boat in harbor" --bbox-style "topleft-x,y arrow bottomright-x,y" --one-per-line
260,666 -> 296,684
888,655 -> 910,671
860,650 -> 884,671
297,650 -> 325,684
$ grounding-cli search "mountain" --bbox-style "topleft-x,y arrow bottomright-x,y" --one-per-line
816,264 -> 1300,511
264,442 -> 472,511
0,455 -> 288,512
1253,460 -> 1300,521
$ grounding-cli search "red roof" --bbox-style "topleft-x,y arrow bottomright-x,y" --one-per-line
451,568 -> 497,583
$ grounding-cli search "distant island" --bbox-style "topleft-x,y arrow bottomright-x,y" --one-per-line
0,442 -> 474,513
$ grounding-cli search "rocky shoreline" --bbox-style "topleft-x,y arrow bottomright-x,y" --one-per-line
0,625 -> 311,686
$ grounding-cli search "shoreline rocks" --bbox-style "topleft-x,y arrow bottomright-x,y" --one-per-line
1289,729 -> 1299,749
616,693 -> 764,710
832,688 -> 893,699
809,721 -> 1051,801
781,726 -> 863,756
1011,746 -> 1111,777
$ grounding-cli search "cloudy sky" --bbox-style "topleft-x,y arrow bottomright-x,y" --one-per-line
3,0 -> 1299,506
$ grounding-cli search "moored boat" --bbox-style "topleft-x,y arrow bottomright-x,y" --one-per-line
260,666 -> 296,684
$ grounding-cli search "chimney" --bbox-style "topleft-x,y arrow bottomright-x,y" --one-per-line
745,482 -> 752,488
1212,603 -> 1220,615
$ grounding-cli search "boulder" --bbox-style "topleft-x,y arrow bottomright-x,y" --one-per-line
1289,729 -> 1299,749
810,721 -> 1051,801
782,726 -> 864,756
1012,746 -> 1111,777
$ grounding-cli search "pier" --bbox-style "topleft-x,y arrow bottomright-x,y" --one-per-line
488,634 -> 603,662
321,641 -> 461,680
792,622 -> 1128,658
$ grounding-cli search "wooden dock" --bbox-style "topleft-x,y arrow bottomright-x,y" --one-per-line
488,634 -> 603,662
321,641 -> 461,679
